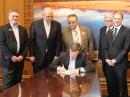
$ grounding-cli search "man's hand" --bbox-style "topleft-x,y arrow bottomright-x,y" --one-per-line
57,65 -> 66,73
53,56 -> 58,60
11,55 -> 18,62
110,59 -> 117,66
27,56 -> 35,62
105,59 -> 117,66
70,69 -> 80,75
17,55 -> 23,62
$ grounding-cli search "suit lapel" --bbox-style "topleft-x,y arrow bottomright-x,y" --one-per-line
113,26 -> 123,44
107,29 -> 113,45
75,55 -> 81,68
48,21 -> 55,39
67,28 -> 74,44
18,26 -> 23,48
8,24 -> 16,41
40,20 -> 47,40
64,53 -> 70,69
79,27 -> 84,45
7,24 -> 17,52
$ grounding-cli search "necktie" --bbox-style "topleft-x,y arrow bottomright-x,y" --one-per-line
74,30 -> 80,43
113,28 -> 118,41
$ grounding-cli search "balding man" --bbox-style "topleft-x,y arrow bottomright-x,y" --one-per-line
98,12 -> 114,79
98,11 -> 114,97
0,10 -> 29,89
62,14 -> 94,63
29,7 -> 63,73
99,11 -> 114,61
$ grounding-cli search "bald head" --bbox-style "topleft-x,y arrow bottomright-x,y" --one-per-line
104,11 -> 114,28
42,7 -> 54,23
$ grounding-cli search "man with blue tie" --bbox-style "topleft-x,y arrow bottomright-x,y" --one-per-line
104,11 -> 130,97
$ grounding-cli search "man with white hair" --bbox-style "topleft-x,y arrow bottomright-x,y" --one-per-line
98,11 -> 114,97
0,9 -> 29,89
99,11 -> 114,61
29,7 -> 63,73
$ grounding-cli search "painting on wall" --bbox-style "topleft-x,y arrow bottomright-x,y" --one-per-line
33,1 -> 130,49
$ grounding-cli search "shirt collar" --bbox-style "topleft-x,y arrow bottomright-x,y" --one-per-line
10,23 -> 18,28
109,26 -> 114,30
43,20 -> 51,25
114,25 -> 122,30
106,26 -> 114,32
72,25 -> 80,32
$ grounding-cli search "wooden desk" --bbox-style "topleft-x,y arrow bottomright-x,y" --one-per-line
0,70 -> 101,97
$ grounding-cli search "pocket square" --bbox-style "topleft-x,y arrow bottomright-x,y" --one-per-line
8,29 -> 13,31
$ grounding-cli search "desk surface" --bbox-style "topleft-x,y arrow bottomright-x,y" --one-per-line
0,70 -> 101,97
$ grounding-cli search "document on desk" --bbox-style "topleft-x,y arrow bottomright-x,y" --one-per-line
60,70 -> 71,75
60,70 -> 79,75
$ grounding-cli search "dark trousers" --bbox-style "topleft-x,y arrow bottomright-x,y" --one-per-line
33,52 -> 54,74
2,61 -> 24,89
104,64 -> 128,97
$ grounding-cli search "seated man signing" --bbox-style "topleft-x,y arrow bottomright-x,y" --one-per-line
49,42 -> 95,74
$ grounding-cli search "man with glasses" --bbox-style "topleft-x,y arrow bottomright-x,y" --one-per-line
29,7 -> 63,73
62,14 -> 94,63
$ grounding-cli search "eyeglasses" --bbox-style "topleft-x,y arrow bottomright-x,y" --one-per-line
10,15 -> 19,18
45,16 -> 53,18
68,21 -> 77,24
105,20 -> 113,22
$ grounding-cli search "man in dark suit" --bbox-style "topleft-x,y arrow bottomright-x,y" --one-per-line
0,10 -> 29,89
98,12 -> 114,79
104,12 -> 130,97
99,11 -> 114,61
49,42 -> 95,74
29,7 -> 63,73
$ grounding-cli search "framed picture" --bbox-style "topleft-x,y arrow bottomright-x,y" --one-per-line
33,1 -> 130,49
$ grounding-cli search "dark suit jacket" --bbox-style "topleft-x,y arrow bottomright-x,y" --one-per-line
30,19 -> 63,66
49,52 -> 95,72
99,26 -> 107,60
0,23 -> 29,67
98,26 -> 114,60
104,25 -> 130,69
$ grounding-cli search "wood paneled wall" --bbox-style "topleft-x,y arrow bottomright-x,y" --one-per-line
0,0 -> 32,32
0,0 -> 4,25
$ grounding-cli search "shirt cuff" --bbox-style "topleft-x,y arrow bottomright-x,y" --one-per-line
57,66 -> 60,71
80,67 -> 86,73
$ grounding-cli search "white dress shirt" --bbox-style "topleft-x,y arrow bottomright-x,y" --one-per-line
68,58 -> 76,70
106,26 -> 113,34
72,25 -> 81,44
10,23 -> 20,52
43,20 -> 51,38
68,58 -> 86,72
113,25 -> 121,35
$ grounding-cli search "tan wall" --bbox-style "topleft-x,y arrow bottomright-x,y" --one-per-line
0,0 -> 33,85
0,0 -> 32,32
0,0 -> 4,25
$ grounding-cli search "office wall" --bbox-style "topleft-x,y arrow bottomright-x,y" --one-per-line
0,0 -> 4,25
33,1 -> 130,49
0,0 -> 32,33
